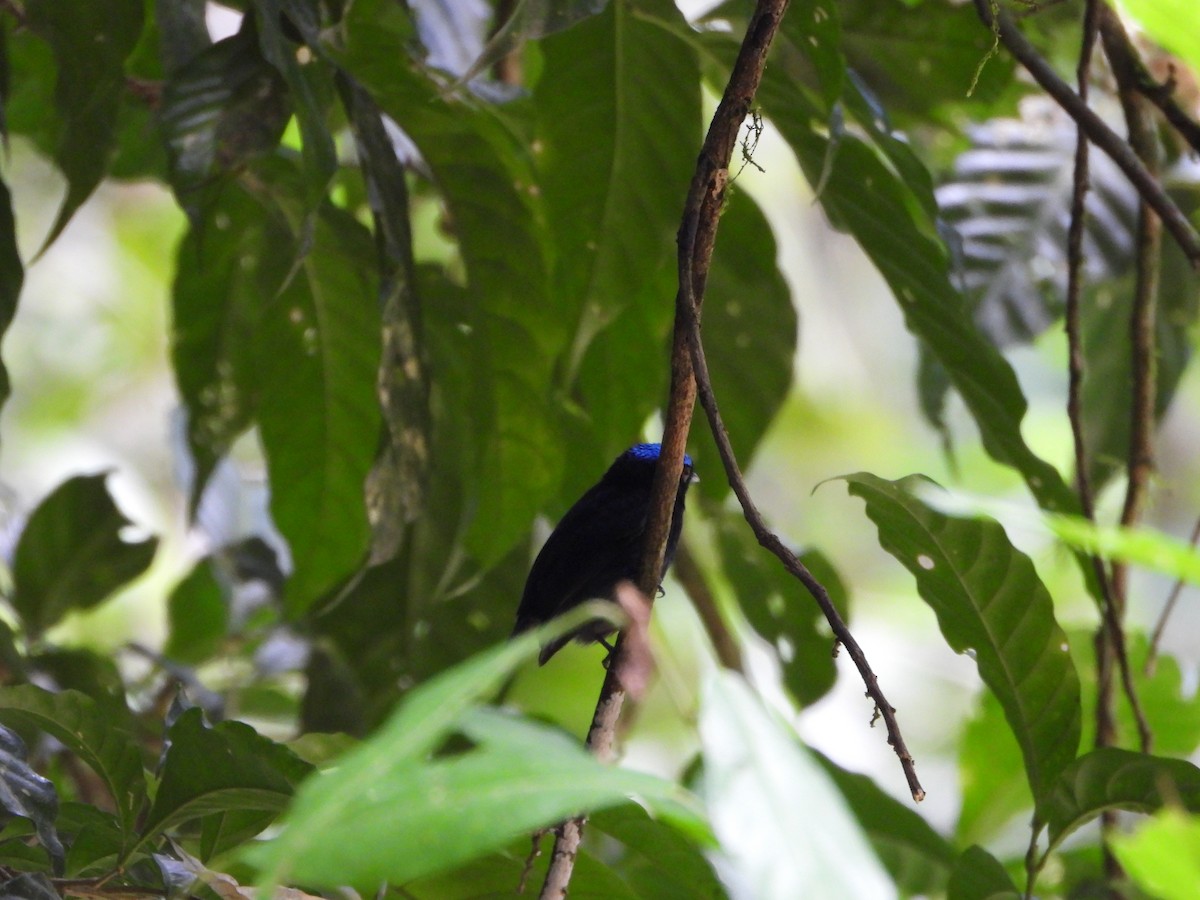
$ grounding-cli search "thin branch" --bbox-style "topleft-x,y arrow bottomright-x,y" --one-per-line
1146,514 -> 1200,674
538,1 -> 793,896
972,0 -> 1200,268
677,280 -> 925,804
1100,2 -> 1159,758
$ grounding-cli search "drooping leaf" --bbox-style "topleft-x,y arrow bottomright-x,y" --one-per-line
11,474 -> 158,638
0,724 -> 63,874
844,473 -> 1081,804
535,0 -> 699,353
1043,748 -> 1200,854
333,0 -> 562,566
956,690 -> 1029,845
251,623 -> 708,891
818,753 -> 957,897
692,191 -> 797,500
0,685 -> 144,847
698,671 -> 893,898
751,55 -> 1081,520
23,0 -> 144,249
136,708 -> 312,853
946,845 -> 1021,900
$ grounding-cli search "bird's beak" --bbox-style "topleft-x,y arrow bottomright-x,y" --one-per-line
687,470 -> 700,484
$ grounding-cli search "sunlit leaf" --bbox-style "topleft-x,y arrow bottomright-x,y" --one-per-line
11,474 -> 158,638
1112,810 -> 1200,900
844,473 -> 1081,804
1116,0 -> 1200,77
698,671 -> 893,898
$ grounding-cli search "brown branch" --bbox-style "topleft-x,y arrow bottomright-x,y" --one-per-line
1099,4 -> 1158,758
537,1 -> 793,896
972,0 -> 1200,268
1146,514 -> 1200,674
677,286 -> 925,804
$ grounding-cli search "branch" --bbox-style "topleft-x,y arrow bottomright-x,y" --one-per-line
973,0 -> 1200,268
538,1 -> 793,895
677,287 -> 925,804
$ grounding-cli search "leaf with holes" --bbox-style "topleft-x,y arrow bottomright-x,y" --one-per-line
844,473 -> 1081,805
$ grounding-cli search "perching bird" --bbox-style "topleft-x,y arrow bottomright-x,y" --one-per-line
512,442 -> 696,665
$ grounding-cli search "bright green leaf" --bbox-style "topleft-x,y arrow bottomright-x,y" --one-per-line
1047,513 -> 1200,586
1112,809 -> 1200,900
844,473 -> 1081,803
1117,0 -> 1200,77
11,474 -> 158,638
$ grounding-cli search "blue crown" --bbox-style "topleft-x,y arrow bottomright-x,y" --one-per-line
627,442 -> 694,467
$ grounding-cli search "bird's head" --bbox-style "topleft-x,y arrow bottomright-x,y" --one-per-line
623,442 -> 698,484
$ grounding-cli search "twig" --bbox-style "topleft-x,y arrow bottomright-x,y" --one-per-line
1146,515 -> 1200,674
972,0 -> 1200,268
537,3 -> 793,897
677,280 -> 926,804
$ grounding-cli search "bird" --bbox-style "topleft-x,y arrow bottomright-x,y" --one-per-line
512,442 -> 696,665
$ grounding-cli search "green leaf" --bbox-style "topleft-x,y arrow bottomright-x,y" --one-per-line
255,202 -> 381,613
947,845 -> 1021,900
137,708 -> 311,854
535,0 -> 699,348
589,806 -> 726,900
23,0 -> 144,249
58,803 -> 124,877
333,0 -> 562,565
699,671 -> 893,897
0,178 -> 20,416
1043,748 -> 1200,854
956,690 -> 1029,845
165,560 -> 228,664
0,873 -> 59,900
158,23 -> 289,209
779,0 -> 845,112
754,59 -> 1080,519
693,191 -> 797,500
844,473 -> 1081,803
715,512 -> 844,706
1047,513 -> 1200,586
11,474 -> 158,638
1116,0 -> 1200,77
0,686 -> 144,848
251,624 -> 707,891
839,0 -> 1015,120
818,754 -> 957,896
1112,810 -> 1200,900
0,724 -> 63,874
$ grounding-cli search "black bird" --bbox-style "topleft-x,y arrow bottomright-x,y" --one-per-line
513,442 -> 696,665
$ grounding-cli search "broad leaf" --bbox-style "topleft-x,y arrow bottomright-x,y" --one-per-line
589,805 -> 726,900
692,191 -> 797,500
698,671 -> 893,898
535,0 -> 699,354
11,474 -> 158,638
818,754 -> 957,897
947,845 -> 1020,900
0,686 -> 144,847
957,690 -> 1029,845
23,0 -> 143,249
165,560 -> 228,664
137,708 -> 311,853
1043,748 -> 1200,853
0,724 -> 63,874
1112,810 -> 1200,900
844,473 -> 1081,804
251,625 -> 707,891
